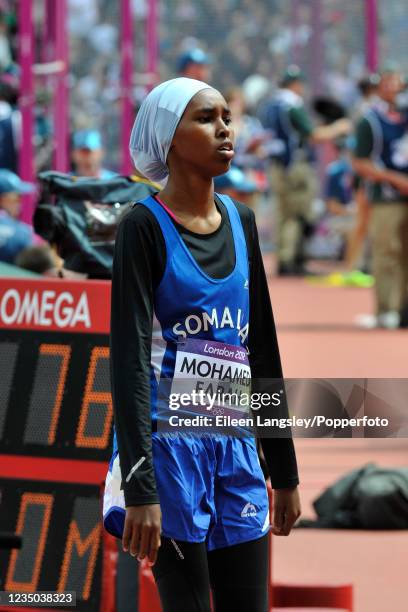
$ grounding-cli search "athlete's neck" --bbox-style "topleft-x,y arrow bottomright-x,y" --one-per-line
159,175 -> 219,230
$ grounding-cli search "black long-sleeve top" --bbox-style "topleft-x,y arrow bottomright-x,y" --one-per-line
110,194 -> 299,506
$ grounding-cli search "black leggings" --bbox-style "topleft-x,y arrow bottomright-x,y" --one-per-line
152,534 -> 269,612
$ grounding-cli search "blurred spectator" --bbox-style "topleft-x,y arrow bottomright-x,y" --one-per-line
241,75 -> 271,114
0,10 -> 12,70
88,21 -> 118,56
61,0 -> 408,173
71,129 -> 117,179
0,78 -> 20,172
261,65 -> 351,276
353,73 -> 381,119
0,169 -> 35,263
68,0 -> 98,37
323,137 -> 372,287
15,243 -> 87,279
353,68 -> 408,329
177,48 -> 212,82
214,166 -> 257,208
325,139 -> 355,220
224,87 -> 268,171
15,244 -> 60,276
345,75 -> 381,283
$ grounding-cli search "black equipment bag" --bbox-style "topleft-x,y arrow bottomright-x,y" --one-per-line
35,172 -> 158,279
298,463 -> 408,530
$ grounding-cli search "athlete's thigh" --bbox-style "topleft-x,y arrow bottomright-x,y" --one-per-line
152,433 -> 215,542
152,537 -> 212,612
207,437 -> 269,551
207,533 -> 269,612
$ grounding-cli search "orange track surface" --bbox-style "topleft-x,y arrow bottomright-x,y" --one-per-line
267,270 -> 408,612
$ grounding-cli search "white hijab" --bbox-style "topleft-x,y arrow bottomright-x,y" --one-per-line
129,78 -> 214,183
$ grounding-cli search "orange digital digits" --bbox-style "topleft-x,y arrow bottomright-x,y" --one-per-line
75,347 -> 113,449
6,493 -> 53,592
39,344 -> 72,445
58,521 -> 101,600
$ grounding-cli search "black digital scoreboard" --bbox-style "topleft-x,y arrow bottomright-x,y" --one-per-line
0,279 -> 114,611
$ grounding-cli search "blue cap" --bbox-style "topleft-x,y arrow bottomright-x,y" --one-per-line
72,130 -> 102,150
0,169 -> 34,195
214,167 -> 257,193
177,49 -> 211,73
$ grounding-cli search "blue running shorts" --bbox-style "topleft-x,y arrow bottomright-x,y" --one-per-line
153,433 -> 270,550
103,433 -> 270,550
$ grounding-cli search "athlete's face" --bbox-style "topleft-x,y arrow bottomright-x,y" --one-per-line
168,89 -> 235,178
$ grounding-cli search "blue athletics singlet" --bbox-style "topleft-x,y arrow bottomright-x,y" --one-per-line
103,193 -> 269,550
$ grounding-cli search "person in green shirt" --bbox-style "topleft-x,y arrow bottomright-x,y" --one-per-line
353,69 -> 408,328
261,65 -> 351,275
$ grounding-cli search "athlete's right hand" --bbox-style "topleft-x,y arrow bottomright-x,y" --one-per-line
122,504 -> 162,565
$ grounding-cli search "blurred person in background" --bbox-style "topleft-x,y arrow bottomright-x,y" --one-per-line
353,73 -> 381,120
347,74 -> 381,279
325,138 -> 355,252
15,243 -> 87,279
15,244 -> 61,277
224,86 -> 270,210
0,169 -> 35,263
261,65 -> 352,276
214,165 -> 258,209
0,9 -> 12,71
177,48 -> 212,82
353,68 -> 408,329
224,87 -> 268,172
0,77 -> 20,172
322,137 -> 373,287
71,129 -> 117,179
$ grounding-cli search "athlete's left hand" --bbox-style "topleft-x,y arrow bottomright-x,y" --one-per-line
271,486 -> 301,536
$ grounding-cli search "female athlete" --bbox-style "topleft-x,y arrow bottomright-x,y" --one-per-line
104,77 -> 301,612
